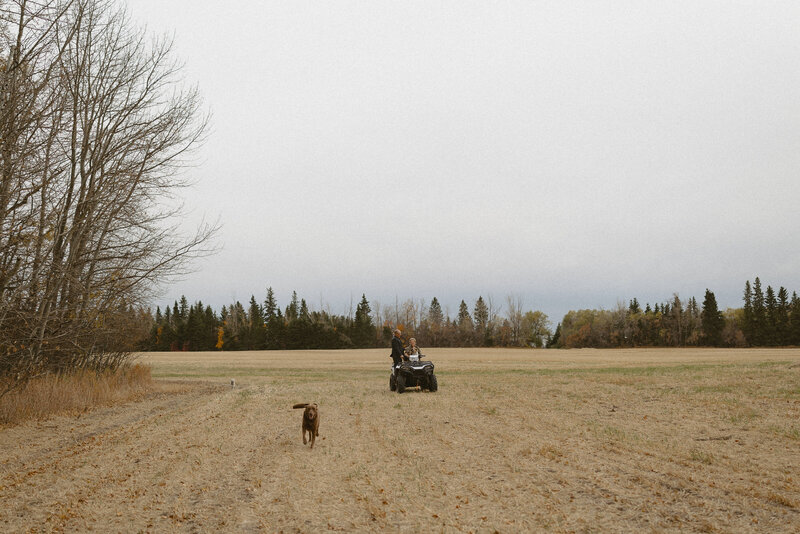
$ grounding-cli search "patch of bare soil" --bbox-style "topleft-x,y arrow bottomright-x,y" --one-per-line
1,348 -> 798,532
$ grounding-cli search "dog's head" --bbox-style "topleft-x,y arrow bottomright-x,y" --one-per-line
304,403 -> 318,421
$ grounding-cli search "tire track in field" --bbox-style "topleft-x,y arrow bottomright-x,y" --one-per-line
0,383 -> 226,532
0,385 -> 217,491
509,393 -> 800,534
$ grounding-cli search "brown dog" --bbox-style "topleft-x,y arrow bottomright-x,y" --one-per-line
292,403 -> 319,448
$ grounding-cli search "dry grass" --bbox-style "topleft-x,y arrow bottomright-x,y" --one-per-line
1,348 -> 799,532
0,364 -> 154,426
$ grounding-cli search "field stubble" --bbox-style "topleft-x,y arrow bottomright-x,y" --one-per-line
1,348 -> 798,532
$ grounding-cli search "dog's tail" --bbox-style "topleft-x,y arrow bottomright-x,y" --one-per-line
292,403 -> 309,409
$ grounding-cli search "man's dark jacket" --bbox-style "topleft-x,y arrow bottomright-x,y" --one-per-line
390,336 -> 404,366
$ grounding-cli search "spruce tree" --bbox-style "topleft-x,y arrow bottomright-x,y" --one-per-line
263,287 -> 280,349
790,292 -> 800,345
352,294 -> 374,347
473,296 -> 489,330
764,285 -> 778,346
428,297 -> 443,326
263,287 -> 277,321
776,287 -> 790,345
547,323 -> 562,348
700,289 -> 724,346
247,296 -> 265,349
162,306 -> 176,350
473,296 -> 489,346
743,280 -> 753,345
457,300 -> 473,345
185,304 -> 202,351
179,295 -> 189,320
428,297 -> 444,346
204,305 -> 218,350
457,300 -> 472,328
752,277 -> 766,346
287,291 -> 299,321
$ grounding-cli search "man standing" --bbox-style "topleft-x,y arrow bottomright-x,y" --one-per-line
390,328 -> 405,368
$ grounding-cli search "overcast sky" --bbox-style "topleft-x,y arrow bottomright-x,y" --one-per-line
125,0 -> 800,324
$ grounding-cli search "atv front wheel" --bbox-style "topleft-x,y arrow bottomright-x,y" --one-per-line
396,373 -> 406,393
389,373 -> 396,391
428,373 -> 438,392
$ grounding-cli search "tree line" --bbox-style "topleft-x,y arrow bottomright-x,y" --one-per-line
144,291 -> 553,351
0,1 -> 213,397
144,277 -> 800,352
551,278 -> 800,348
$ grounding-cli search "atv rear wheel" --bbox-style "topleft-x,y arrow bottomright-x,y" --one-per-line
396,373 -> 406,393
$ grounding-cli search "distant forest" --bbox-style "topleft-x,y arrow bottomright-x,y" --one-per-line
143,278 -> 800,351
145,290 -> 550,351
555,278 -> 800,348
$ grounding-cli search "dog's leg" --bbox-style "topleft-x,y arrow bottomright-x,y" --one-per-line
302,427 -> 307,445
309,431 -> 315,449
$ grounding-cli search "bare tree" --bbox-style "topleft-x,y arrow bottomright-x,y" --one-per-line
486,294 -> 501,327
505,294 -> 524,346
401,298 -> 418,333
0,0 -> 216,396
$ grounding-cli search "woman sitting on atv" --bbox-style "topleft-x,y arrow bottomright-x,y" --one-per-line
405,338 -> 421,360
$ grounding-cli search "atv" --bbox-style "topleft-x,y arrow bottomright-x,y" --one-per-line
389,354 -> 438,393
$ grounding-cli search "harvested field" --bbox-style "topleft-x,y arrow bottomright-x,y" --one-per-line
1,348 -> 799,532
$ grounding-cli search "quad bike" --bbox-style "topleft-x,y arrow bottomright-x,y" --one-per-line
389,353 -> 438,393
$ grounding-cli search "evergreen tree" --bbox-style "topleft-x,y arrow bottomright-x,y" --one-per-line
473,296 -> 488,330
185,304 -> 202,350
160,306 -> 176,350
547,322 -> 562,348
473,296 -> 489,346
247,295 -> 265,349
457,300 -> 473,345
272,308 -> 287,349
764,285 -> 778,345
352,294 -> 374,347
174,297 -> 189,350
629,298 -> 641,314
263,287 -> 277,321
428,297 -> 443,326
743,280 -> 753,345
670,294 -> 684,346
684,297 -> 700,345
263,288 -> 281,349
776,287 -> 790,345
700,289 -> 724,346
790,292 -> 800,345
299,299 -> 309,320
427,297 -> 444,346
179,295 -> 189,320
457,300 -> 472,327
204,305 -> 218,350
287,290 -> 299,321
751,277 -> 766,346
